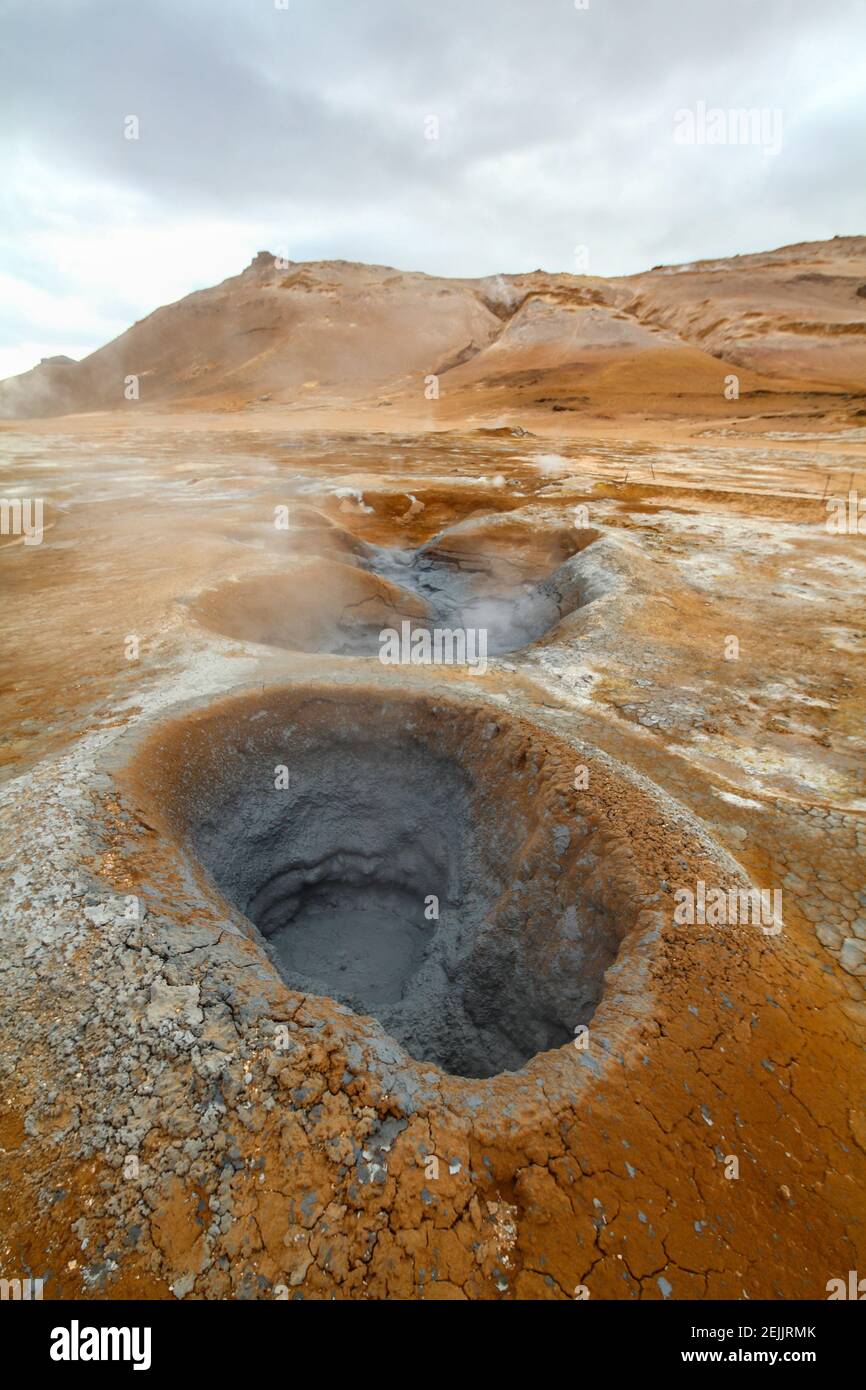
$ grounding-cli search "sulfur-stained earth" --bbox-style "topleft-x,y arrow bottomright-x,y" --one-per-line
0,417 -> 864,1300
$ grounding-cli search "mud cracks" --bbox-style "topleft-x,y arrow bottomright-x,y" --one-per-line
3,448 -> 863,1303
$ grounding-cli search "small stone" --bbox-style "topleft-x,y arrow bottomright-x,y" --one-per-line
839,938 -> 866,976
816,923 -> 845,950
848,1110 -> 866,1154
145,980 -> 203,1030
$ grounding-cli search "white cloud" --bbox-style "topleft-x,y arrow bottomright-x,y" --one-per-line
0,0 -> 863,378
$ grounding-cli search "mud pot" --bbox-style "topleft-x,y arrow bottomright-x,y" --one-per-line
189,514 -> 600,657
126,687 -> 675,1078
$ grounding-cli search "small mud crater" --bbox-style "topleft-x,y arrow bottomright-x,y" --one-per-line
189,515 -> 600,657
131,687 -> 660,1078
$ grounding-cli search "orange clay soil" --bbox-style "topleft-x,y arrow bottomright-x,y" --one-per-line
0,247 -> 864,1301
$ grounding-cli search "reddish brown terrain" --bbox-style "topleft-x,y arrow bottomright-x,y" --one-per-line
3,236 -> 865,429
0,239 -> 864,1301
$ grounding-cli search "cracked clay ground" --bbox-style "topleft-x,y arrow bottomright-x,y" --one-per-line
1,421 -> 864,1300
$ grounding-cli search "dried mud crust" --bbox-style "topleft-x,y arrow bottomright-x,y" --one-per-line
3,672 -> 862,1301
0,426 -> 864,1301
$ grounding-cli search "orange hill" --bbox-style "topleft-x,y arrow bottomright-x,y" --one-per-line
1,237 -> 864,423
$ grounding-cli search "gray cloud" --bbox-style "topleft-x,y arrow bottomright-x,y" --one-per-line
0,0 -> 864,373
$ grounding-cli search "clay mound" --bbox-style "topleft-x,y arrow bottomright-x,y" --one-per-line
313,485 -> 527,549
224,507 -> 370,564
418,516 -> 598,584
442,283 -> 675,383
186,558 -> 427,655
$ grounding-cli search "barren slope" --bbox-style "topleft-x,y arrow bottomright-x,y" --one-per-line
618,236 -> 866,388
1,238 -> 863,427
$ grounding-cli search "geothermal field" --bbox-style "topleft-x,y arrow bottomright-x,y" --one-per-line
1,238 -> 865,1306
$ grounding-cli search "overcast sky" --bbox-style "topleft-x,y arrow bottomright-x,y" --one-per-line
1,0 -> 864,377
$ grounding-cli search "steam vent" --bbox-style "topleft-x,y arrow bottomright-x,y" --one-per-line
2,241 -> 866,1308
